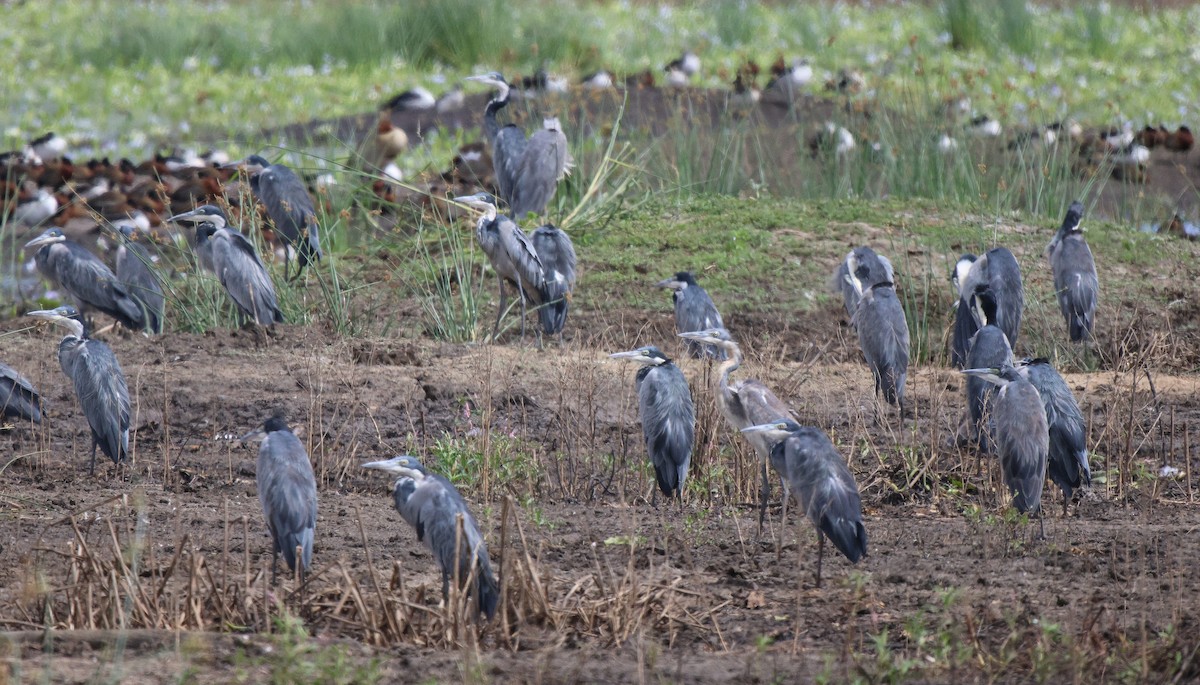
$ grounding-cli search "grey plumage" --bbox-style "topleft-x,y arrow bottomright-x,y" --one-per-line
965,324 -> 1013,451
1017,358 -> 1090,513
245,416 -> 317,582
236,155 -> 323,277
610,346 -> 695,500
847,269 -> 909,409
529,223 -> 577,337
362,455 -> 499,620
833,246 -> 894,321
1047,201 -> 1098,342
951,248 -> 1023,367
26,306 -> 129,474
25,228 -> 146,332
114,224 -> 165,335
0,361 -> 44,425
657,272 -> 726,360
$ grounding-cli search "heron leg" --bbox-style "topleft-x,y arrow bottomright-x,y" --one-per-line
89,440 -> 98,475
757,460 -> 770,539
271,549 -> 279,586
492,277 -> 506,342
516,281 -> 528,341
1037,511 -> 1046,540
1062,491 -> 1069,517
815,531 -> 825,588
776,490 -> 789,563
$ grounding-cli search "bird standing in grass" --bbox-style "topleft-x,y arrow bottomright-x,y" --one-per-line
113,223 -> 165,335
1047,201 -> 1098,343
656,272 -> 726,360
227,155 -> 322,279
951,247 -> 1023,367
832,246 -> 894,323
529,222 -> 577,341
1016,357 -> 1090,515
25,228 -> 146,332
843,251 -> 909,411
242,416 -> 317,584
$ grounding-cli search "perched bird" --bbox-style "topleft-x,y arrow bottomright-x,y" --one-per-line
1047,201 -> 1098,343
950,247 -> 1023,367
25,227 -> 146,332
529,223 -> 577,340
361,455 -> 499,620
113,223 -> 165,335
741,420 -> 867,586
0,361 -> 44,425
241,416 -> 318,583
227,155 -> 322,278
961,365 -> 1049,535
656,272 -> 726,360
26,306 -> 129,474
1016,358 -> 1090,514
609,346 -> 695,502
845,265 -> 909,410
167,205 -> 284,326
832,246 -> 895,323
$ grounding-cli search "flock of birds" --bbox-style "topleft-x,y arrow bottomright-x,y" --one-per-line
0,60 -> 1108,616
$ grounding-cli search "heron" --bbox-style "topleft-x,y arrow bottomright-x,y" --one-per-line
950,247 -> 1023,367
25,227 -> 146,332
529,222 -> 577,340
453,193 -> 545,341
1016,358 -> 1090,514
961,365 -> 1049,536
361,455 -> 499,620
26,306 -> 129,474
0,361 -> 44,425
241,416 -> 317,584
832,246 -> 894,322
964,288 -> 1014,451
227,155 -> 322,279
167,205 -> 284,326
656,272 -> 726,360
845,269 -> 909,410
677,328 -> 794,532
741,420 -> 867,587
112,223 -> 165,335
1047,201 -> 1098,342
609,346 -> 695,503
466,72 -> 572,220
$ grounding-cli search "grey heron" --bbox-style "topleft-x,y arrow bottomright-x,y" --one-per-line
26,306 -> 129,474
964,287 -> 1014,451
610,346 -> 696,503
453,193 -> 545,341
466,72 -> 571,220
241,416 -> 317,583
832,246 -> 894,322
950,247 -> 1023,367
844,256 -> 909,410
167,205 -> 284,326
0,361 -> 44,425
1047,201 -> 1098,342
677,328 -> 794,531
529,222 -> 577,339
741,420 -> 867,586
656,272 -> 726,360
113,223 -> 165,335
961,365 -> 1049,535
25,227 -> 146,332
1016,358 -> 1090,514
227,155 -> 322,279
361,455 -> 499,620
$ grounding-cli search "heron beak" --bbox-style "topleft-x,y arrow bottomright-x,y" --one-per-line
25,309 -> 61,322
740,422 -> 784,435
361,457 -> 401,472
960,367 -> 1004,385
609,350 -> 651,363
654,278 -> 683,289
24,233 -> 61,249
165,209 -> 202,224
238,427 -> 267,444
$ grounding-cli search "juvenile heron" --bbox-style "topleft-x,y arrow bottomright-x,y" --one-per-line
113,223 -> 165,335
0,361 -> 44,425
361,455 -> 499,620
610,346 -> 695,502
1047,201 -> 1098,342
741,420 -> 867,586
1016,358 -> 1090,514
241,416 -> 317,583
962,365 -> 1048,535
167,205 -> 284,326
25,228 -> 146,332
950,248 -> 1023,367
656,272 -> 726,360
26,306 -> 129,474
466,72 -> 572,219
529,222 -> 577,339
844,259 -> 909,410
832,246 -> 894,322
227,155 -> 322,279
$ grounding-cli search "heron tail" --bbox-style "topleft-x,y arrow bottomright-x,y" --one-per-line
477,560 -> 500,621
279,528 -> 314,572
537,297 -> 569,335
821,515 -> 868,564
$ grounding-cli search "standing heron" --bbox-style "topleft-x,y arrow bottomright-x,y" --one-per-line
609,346 -> 696,503
741,420 -> 867,586
964,288 -> 1014,451
656,272 -> 726,360
832,246 -> 894,322
0,361 -> 44,425
1047,201 -> 1098,342
361,455 -> 499,620
167,205 -> 284,326
26,306 -> 129,474
241,416 -> 317,583
453,193 -> 545,341
466,72 -> 572,219
844,256 -> 909,410
1016,358 -> 1090,514
25,228 -> 146,332
961,365 -> 1049,535
951,248 -> 1023,367
227,155 -> 322,279
529,222 -> 577,340
677,328 -> 794,532
113,223 -> 165,335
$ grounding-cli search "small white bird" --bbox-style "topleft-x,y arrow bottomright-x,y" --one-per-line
968,115 -> 1002,138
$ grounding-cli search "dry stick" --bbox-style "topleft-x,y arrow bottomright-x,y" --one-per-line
498,496 -> 512,643
452,512 -> 465,644
352,506 -> 396,641
1186,424 -> 1194,504
222,500 -> 230,616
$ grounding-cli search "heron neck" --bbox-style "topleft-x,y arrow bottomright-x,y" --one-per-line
483,86 -> 510,141
715,343 -> 743,392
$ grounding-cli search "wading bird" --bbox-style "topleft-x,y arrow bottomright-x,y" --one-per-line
609,346 -> 695,503
466,72 -> 572,219
741,420 -> 867,586
26,306 -> 129,474
167,205 -> 284,326
950,247 -> 1023,367
961,365 -> 1048,536
656,272 -> 726,360
832,246 -> 894,322
25,228 -> 146,332
113,223 -> 165,335
529,222 -> 577,340
964,290 -> 1014,451
361,455 -> 499,620
453,193 -> 545,341
241,416 -> 317,583
843,252 -> 909,410
1016,358 -> 1090,514
1047,201 -> 1098,343
0,361 -> 43,425
227,155 -> 322,279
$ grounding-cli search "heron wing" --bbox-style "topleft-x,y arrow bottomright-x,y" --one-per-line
493,126 -> 527,206
212,229 -> 284,324
996,383 -> 1049,513
510,129 -> 567,218
1027,364 -> 1090,492
637,364 -> 695,496
781,428 -> 867,563
257,432 -> 318,570
70,339 -> 130,464
255,166 -> 322,261
530,225 -> 577,296
985,248 -> 1024,346
502,221 -> 545,293
116,243 -> 165,334
0,362 -> 43,423
43,242 -> 144,328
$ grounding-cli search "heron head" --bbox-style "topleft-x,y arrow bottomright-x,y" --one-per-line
24,227 -> 66,250
26,305 -> 85,338
741,419 -> 802,443
452,192 -> 501,218
166,204 -> 228,229
970,284 -> 997,328
960,366 -> 1010,386
609,345 -> 670,366
1059,200 -> 1084,234
238,415 -> 291,443
542,117 -> 563,132
466,72 -> 509,92
655,271 -> 697,291
361,455 -> 428,479
952,254 -> 977,293
222,155 -> 270,176
677,327 -> 734,347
